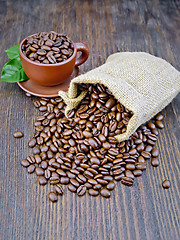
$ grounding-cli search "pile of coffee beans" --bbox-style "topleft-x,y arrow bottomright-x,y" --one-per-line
22,31 -> 74,64
21,83 -> 165,202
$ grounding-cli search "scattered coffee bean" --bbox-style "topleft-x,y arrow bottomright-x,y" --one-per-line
28,138 -> 36,148
48,192 -> 58,202
27,165 -> 35,174
77,185 -> 87,196
162,180 -> 170,189
13,131 -> 24,138
151,158 -> 159,167
39,176 -> 47,185
55,184 -> 64,195
100,188 -> 111,198
88,189 -> 99,196
21,159 -> 30,168
155,121 -> 164,129
21,83 -> 165,202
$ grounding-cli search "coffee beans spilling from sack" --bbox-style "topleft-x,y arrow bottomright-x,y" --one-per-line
21,31 -> 74,64
21,84 -> 164,202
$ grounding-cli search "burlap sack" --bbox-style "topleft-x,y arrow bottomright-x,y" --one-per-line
58,52 -> 180,142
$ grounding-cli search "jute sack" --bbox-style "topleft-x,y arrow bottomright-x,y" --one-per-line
58,52 -> 180,142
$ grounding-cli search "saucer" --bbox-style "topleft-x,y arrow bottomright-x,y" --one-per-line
17,67 -> 79,97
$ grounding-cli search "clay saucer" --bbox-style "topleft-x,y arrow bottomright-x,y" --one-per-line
17,67 -> 79,97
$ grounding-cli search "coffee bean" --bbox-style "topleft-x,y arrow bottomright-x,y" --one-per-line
68,184 -> 77,192
27,155 -> 36,164
48,192 -> 58,202
133,169 -> 142,177
88,189 -> 99,196
151,148 -> 159,157
27,165 -> 35,174
70,179 -> 80,188
141,151 -> 151,159
77,185 -> 87,196
155,113 -> 164,121
55,184 -> 64,195
28,138 -> 37,148
162,180 -> 170,189
21,159 -> 30,168
135,163 -> 146,170
45,169 -> 51,179
88,138 -> 99,149
33,146 -> 40,155
13,131 -> 24,138
100,188 -> 111,198
155,120 -> 164,129
151,158 -> 159,167
105,97 -> 115,109
60,177 -> 69,184
39,176 -> 47,185
106,182 -> 115,191
35,167 -> 44,176
147,122 -> 156,130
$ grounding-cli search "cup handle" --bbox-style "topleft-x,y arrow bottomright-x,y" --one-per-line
75,42 -> 89,67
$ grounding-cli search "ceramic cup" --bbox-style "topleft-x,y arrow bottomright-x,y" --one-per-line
19,33 -> 89,86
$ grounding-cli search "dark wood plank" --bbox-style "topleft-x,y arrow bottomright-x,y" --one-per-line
0,0 -> 179,239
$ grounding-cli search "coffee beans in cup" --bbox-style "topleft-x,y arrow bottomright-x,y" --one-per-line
21,83 -> 165,202
21,31 -> 74,64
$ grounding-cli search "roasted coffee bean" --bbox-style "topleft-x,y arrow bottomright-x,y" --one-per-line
155,120 -> 164,129
27,156 -> 36,164
121,177 -> 133,186
100,188 -> 111,198
141,151 -> 151,159
88,138 -> 99,149
151,148 -> 159,157
39,176 -> 47,185
60,177 -> 69,184
35,167 -> 44,176
41,160 -> 48,169
162,180 -> 170,189
27,165 -> 35,174
48,192 -> 58,202
21,159 -> 30,168
13,131 -> 24,138
126,164 -> 135,171
155,113 -> 164,121
68,184 -> 77,192
88,189 -> 99,196
105,97 -> 115,109
147,122 -> 156,130
28,138 -> 36,147
55,184 -> 64,195
135,163 -> 146,170
32,146 -> 40,155
106,182 -> 115,191
70,179 -> 80,188
151,158 -> 159,167
77,185 -> 87,196
133,169 -> 142,177
45,169 -> 51,179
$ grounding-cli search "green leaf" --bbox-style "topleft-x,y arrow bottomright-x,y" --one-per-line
5,44 -> 20,59
0,58 -> 28,83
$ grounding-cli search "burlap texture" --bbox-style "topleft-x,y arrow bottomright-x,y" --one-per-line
58,52 -> 180,142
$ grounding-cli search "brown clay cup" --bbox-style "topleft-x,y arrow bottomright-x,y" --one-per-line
19,33 -> 89,87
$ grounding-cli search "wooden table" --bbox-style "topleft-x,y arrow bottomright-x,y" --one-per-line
0,0 -> 179,239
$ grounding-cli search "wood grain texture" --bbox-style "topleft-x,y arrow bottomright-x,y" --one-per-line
0,0 -> 179,239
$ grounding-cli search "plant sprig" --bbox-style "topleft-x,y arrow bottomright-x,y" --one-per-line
0,44 -> 28,83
